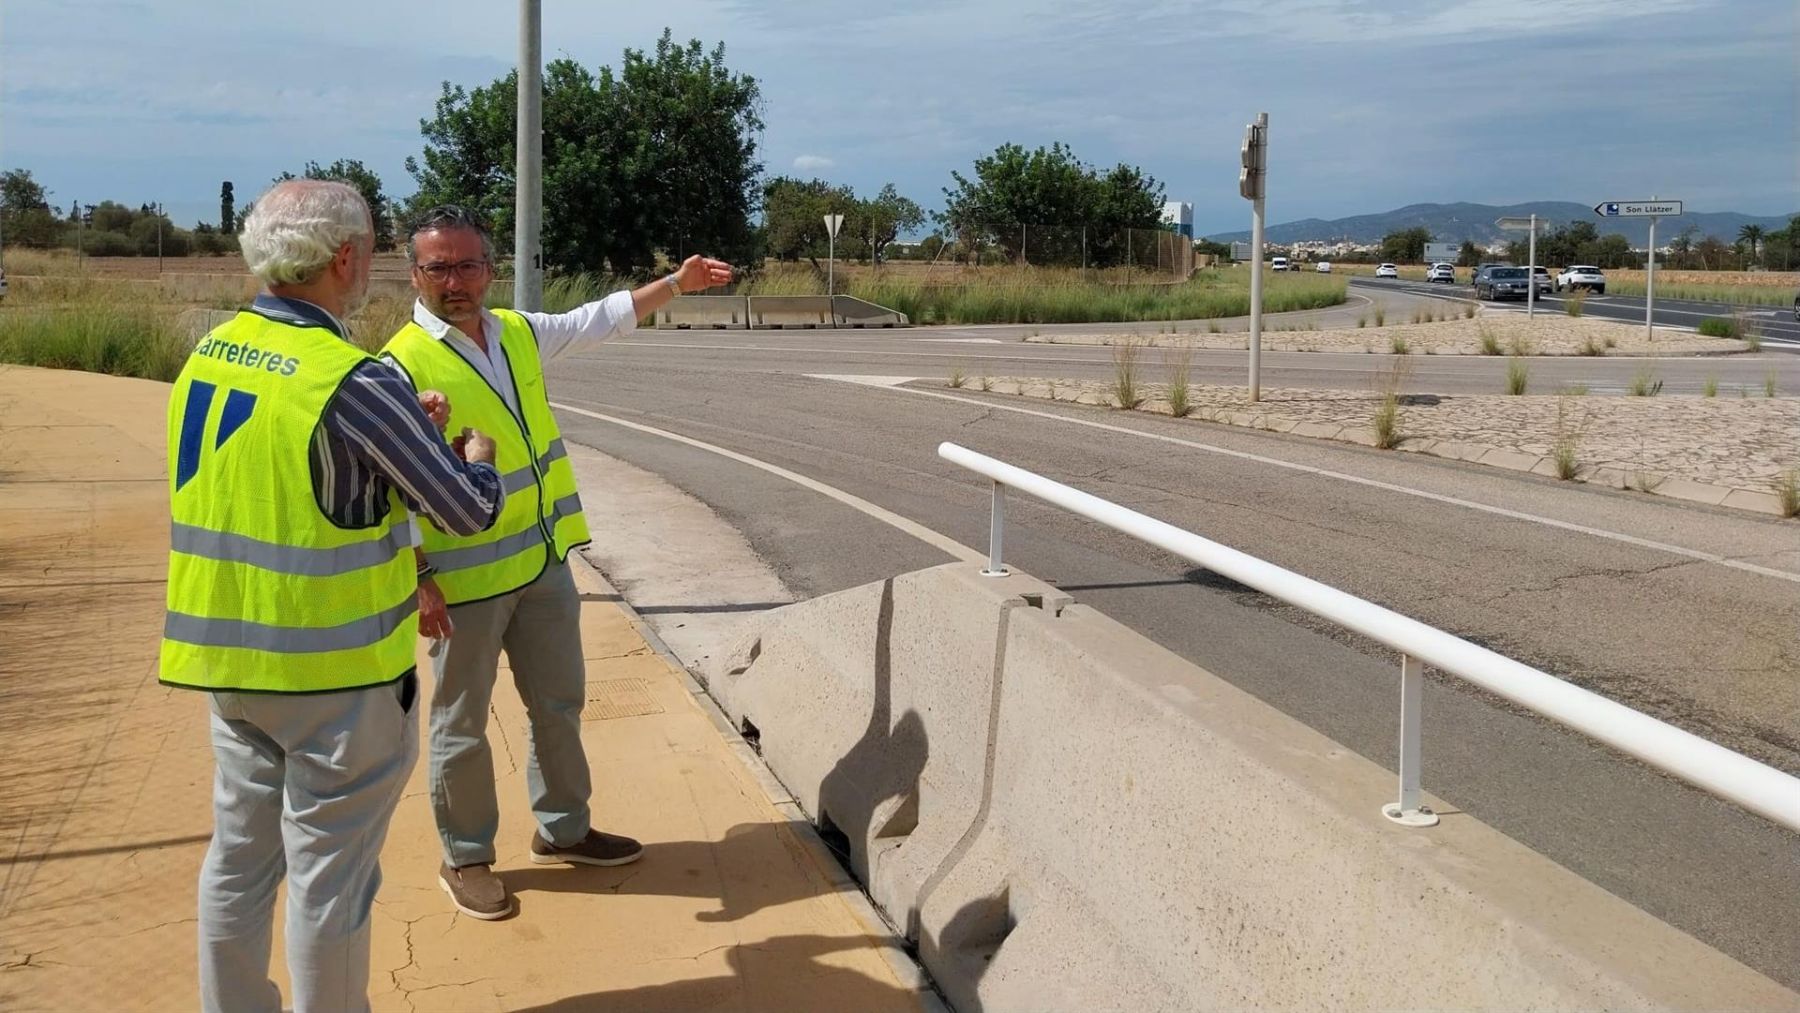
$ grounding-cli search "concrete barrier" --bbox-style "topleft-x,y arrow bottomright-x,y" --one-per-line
833,295 -> 910,328
747,295 -> 835,329
655,295 -> 749,329
710,562 -> 1795,1011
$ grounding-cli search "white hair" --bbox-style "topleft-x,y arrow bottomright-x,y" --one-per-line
239,180 -> 372,286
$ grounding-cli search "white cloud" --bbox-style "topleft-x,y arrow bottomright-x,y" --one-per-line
793,154 -> 836,172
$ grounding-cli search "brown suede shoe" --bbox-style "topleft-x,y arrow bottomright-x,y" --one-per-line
529,828 -> 643,867
438,862 -> 512,920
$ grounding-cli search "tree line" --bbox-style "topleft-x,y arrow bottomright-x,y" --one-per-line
1,28 -> 1171,276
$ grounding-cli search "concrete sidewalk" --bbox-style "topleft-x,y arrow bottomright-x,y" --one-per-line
0,365 -> 927,1012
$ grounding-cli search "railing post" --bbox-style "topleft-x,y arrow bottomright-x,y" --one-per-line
1382,653 -> 1439,827
982,481 -> 1009,577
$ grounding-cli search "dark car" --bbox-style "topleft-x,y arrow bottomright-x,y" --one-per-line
1793,291 -> 1798,323
1477,266 -> 1532,301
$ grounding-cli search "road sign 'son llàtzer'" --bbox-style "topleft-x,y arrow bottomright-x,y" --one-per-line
1495,216 -> 1547,232
1594,200 -> 1682,218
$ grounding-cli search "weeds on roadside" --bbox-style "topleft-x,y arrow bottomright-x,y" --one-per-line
1633,471 -> 1666,494
1556,384 -> 1589,396
1702,376 -> 1718,397
1505,356 -> 1529,395
1390,335 -> 1411,355
948,365 -> 967,388
1373,301 -> 1386,327
1505,334 -> 1534,357
1462,303 -> 1476,320
1577,336 -> 1605,356
1163,345 -> 1194,418
1207,319 -> 1221,334
1779,470 -> 1800,519
1111,338 -> 1144,409
978,374 -> 994,392
1356,315 -> 1366,329
1370,356 -> 1414,450
1627,366 -> 1662,397
1552,396 -> 1590,480
1604,336 -> 1616,349
1564,291 -> 1586,317
1766,370 -> 1779,398
1478,325 -> 1501,356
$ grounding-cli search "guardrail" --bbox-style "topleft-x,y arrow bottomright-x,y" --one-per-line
937,441 -> 1800,833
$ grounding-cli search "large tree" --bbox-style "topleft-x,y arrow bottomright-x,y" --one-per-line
852,183 -> 925,265
0,168 -> 60,247
938,142 -> 1165,266
276,159 -> 394,250
405,30 -> 763,276
762,176 -> 856,268
1379,227 -> 1431,264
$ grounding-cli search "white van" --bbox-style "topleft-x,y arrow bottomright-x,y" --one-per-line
1270,256 -> 1290,272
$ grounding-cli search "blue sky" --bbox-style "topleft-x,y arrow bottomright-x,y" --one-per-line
2,0 -> 1793,239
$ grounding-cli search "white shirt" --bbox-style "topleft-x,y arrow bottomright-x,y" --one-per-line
406,291 -> 639,414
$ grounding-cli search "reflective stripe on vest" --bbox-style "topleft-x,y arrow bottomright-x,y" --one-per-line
160,311 -> 418,693
380,310 -> 591,605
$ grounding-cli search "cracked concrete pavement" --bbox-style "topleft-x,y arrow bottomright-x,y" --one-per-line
0,366 -> 928,1013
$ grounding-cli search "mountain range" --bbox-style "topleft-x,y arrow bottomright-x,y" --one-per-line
1205,202 -> 1796,247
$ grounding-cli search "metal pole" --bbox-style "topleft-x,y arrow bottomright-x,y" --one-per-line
1645,209 -> 1657,343
828,230 -> 835,297
1526,213 -> 1536,319
982,481 -> 1008,577
1249,113 -> 1267,402
1383,653 -> 1439,827
514,0 -> 543,311
157,204 -> 164,275
1021,223 -> 1027,266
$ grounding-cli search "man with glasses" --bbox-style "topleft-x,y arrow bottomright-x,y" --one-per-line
380,206 -> 732,920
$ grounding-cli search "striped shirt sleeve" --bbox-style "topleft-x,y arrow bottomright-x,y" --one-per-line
322,361 -> 505,537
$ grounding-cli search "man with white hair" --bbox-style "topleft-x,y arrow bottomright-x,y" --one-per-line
161,179 -> 508,1013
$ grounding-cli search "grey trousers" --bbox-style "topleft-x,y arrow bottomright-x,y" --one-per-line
429,558 -> 591,868
198,674 -> 418,1013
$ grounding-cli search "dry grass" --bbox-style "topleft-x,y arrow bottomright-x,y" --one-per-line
1779,470 -> 1800,519
1163,346 -> 1193,418
1111,338 -> 1144,409
1505,357 -> 1530,395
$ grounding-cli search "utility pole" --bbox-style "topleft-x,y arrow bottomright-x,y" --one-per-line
1240,113 -> 1268,401
514,0 -> 543,311
156,201 -> 165,275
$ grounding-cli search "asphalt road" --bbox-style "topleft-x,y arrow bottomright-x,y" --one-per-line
545,327 -> 1800,987
1352,275 -> 1800,350
610,325 -> 1800,397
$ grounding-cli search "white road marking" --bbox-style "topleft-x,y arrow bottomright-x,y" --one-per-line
797,378 -> 1800,586
548,400 -> 984,564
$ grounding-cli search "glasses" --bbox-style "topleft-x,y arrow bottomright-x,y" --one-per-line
415,259 -> 490,283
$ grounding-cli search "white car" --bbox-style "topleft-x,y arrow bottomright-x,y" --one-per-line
1270,256 -> 1291,272
1374,263 -> 1399,279
1315,261 -> 1332,274
1556,265 -> 1606,294
1426,263 -> 1456,283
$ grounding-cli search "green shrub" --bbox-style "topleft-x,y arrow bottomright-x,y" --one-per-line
1697,318 -> 1735,338
0,302 -> 189,381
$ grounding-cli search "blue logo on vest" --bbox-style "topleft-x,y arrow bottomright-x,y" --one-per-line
175,381 -> 259,490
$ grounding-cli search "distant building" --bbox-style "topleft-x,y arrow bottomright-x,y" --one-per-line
1229,241 -> 1253,262
1161,201 -> 1194,239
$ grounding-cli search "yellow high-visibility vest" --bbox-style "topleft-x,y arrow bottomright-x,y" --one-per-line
161,311 -> 418,693
382,308 -> 589,605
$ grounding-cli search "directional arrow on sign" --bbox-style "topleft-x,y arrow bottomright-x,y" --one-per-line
1594,200 -> 1682,218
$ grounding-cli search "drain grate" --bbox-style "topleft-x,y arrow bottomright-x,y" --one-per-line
581,678 -> 664,721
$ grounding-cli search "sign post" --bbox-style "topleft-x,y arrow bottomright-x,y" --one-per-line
1595,199 -> 1681,342
1496,215 -> 1549,319
824,213 -> 844,297
1239,113 -> 1267,401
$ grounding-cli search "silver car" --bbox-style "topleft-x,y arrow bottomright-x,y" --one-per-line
1477,267 -> 1531,301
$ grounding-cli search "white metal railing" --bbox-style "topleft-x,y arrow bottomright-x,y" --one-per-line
937,441 -> 1800,833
